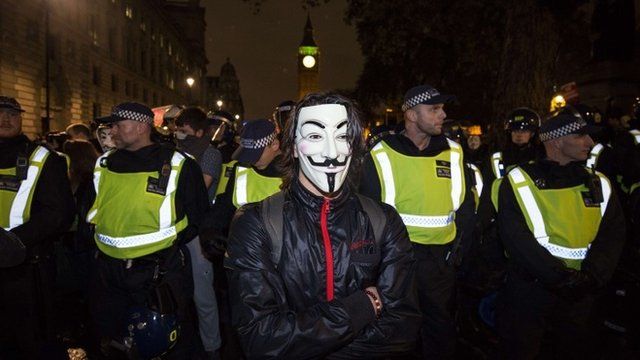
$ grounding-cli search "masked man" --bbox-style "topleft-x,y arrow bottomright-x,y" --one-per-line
224,92 -> 421,359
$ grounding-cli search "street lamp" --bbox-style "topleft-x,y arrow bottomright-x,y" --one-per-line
234,114 -> 240,120
550,94 -> 566,112
216,99 -> 223,109
185,77 -> 195,105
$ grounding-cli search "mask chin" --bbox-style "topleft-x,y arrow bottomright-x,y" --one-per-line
299,155 -> 351,194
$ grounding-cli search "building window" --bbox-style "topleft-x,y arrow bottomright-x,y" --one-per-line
66,40 -> 75,60
92,66 -> 100,86
111,74 -> 118,92
125,80 -> 131,96
140,17 -> 146,32
93,103 -> 101,119
108,28 -> 117,56
169,78 -> 174,90
140,48 -> 146,73
125,5 -> 133,19
159,35 -> 164,48
168,43 -> 172,56
89,14 -> 99,46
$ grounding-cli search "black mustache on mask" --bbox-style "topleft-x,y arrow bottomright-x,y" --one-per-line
307,156 -> 349,167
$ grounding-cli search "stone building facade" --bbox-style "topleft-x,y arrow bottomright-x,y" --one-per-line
205,58 -> 244,122
0,0 -> 207,137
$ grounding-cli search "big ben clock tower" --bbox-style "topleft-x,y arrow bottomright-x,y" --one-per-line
297,14 -> 320,99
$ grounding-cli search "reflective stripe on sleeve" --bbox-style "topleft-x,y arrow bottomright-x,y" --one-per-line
447,139 -> 463,210
234,166 -> 249,207
372,143 -> 396,207
159,152 -> 185,229
469,163 -> 483,196
492,152 -> 503,179
8,146 -> 50,229
586,143 -> 604,169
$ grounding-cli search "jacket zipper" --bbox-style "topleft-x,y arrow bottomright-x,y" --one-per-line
320,198 -> 334,301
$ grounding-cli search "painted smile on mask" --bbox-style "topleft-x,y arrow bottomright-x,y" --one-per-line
295,104 -> 352,194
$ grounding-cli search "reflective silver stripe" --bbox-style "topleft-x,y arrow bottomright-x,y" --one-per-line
586,143 -> 604,169
630,129 -> 640,144
372,143 -> 396,207
509,168 -> 589,260
97,226 -> 178,248
469,163 -> 483,196
234,166 -> 249,207
597,172 -> 611,217
539,242 -> 588,260
87,151 -> 112,223
448,139 -> 463,210
93,151 -> 185,248
400,212 -> 454,228
8,146 -> 49,230
159,152 -> 185,229
492,152 -> 503,179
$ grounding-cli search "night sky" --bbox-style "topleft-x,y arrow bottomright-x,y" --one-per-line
204,0 -> 363,119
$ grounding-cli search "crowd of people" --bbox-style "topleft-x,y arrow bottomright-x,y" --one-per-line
0,85 -> 638,360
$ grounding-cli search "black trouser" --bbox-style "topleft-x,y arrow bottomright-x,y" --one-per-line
414,243 -> 456,360
496,271 -> 596,360
0,257 -> 56,359
89,246 -> 196,359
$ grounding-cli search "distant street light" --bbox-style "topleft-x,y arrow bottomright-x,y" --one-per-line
185,77 -> 195,105
550,94 -> 566,111
234,114 -> 240,120
216,100 -> 223,109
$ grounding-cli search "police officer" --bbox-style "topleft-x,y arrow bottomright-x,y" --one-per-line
360,85 -> 477,359
495,112 -> 625,358
84,102 -> 208,358
207,110 -> 238,163
209,118 -> 282,236
484,107 -> 541,185
0,96 -> 75,358
473,108 -> 543,289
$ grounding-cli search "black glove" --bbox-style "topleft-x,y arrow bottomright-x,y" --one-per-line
553,270 -> 596,301
199,227 -> 227,261
0,228 -> 26,268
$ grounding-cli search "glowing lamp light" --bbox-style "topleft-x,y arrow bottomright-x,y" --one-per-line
185,77 -> 195,87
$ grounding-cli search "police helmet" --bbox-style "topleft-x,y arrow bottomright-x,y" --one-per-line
505,107 -> 541,132
207,110 -> 236,143
272,100 -> 295,131
554,104 -> 601,126
123,306 -> 180,359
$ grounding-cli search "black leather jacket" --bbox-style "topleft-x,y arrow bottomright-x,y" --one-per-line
224,180 -> 421,359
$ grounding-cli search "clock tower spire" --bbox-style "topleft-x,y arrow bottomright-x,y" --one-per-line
297,14 -> 320,99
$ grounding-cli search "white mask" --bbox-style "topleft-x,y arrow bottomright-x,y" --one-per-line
295,104 -> 351,194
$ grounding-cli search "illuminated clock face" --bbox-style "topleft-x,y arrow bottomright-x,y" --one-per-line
302,55 -> 316,68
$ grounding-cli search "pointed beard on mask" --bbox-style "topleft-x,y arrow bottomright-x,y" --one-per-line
298,154 -> 352,194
